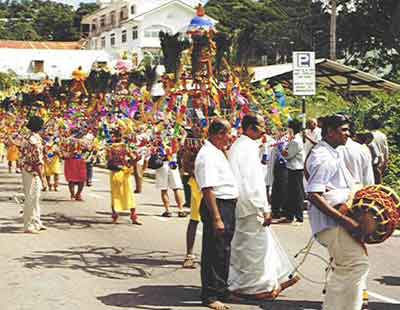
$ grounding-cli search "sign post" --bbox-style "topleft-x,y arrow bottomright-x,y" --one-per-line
292,52 -> 316,141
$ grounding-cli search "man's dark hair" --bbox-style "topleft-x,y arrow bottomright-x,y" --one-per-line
27,116 -> 44,133
321,114 -> 350,138
288,119 -> 303,135
242,113 -> 259,132
208,118 -> 229,136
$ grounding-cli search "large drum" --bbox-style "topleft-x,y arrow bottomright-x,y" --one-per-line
349,185 -> 400,244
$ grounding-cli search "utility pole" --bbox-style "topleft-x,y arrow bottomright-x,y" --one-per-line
330,0 -> 337,60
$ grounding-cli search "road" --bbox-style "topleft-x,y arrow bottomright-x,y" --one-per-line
0,163 -> 399,310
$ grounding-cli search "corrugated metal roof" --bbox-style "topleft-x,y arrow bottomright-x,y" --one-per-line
0,40 -> 83,50
250,58 -> 400,93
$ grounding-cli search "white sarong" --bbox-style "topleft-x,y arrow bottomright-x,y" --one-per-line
228,214 -> 295,294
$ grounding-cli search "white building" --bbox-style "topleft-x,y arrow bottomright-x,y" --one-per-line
82,0 -> 217,61
0,40 -> 112,80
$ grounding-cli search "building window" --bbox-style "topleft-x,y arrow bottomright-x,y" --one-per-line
120,6 -> 128,20
32,60 -> 44,73
110,33 -> 115,46
92,18 -> 97,33
144,25 -> 172,38
121,30 -> 127,43
100,15 -> 106,27
132,26 -> 138,40
110,11 -> 116,25
130,5 -> 136,15
101,36 -> 106,48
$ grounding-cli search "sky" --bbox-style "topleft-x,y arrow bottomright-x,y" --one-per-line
53,0 -> 96,8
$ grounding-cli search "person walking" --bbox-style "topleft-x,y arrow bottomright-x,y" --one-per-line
281,119 -> 305,224
228,113 -> 298,299
181,131 -> 203,269
154,139 -> 186,218
20,116 -> 47,234
194,119 -> 239,310
106,131 -> 142,225
367,117 -> 389,184
306,114 -> 369,310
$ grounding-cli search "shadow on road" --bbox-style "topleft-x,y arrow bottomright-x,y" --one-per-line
0,211 -> 117,234
0,216 -> 24,234
97,285 -> 203,309
375,276 -> 400,286
0,181 -> 22,185
41,212 -> 115,230
17,247 -> 184,280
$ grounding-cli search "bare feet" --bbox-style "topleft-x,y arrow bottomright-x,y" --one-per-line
111,213 -> 119,224
205,301 -> 230,310
131,218 -> 143,225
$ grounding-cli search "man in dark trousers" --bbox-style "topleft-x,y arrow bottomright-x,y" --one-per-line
194,119 -> 239,310
282,119 -> 305,224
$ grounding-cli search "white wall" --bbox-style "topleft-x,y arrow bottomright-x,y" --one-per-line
88,2 -> 197,62
0,49 -> 113,80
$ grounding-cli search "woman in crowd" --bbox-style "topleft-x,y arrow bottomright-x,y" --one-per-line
106,130 -> 142,225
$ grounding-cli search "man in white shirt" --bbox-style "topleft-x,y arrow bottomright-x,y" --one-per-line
368,117 -> 389,184
340,130 -> 374,187
306,114 -> 369,310
282,119 -> 305,223
194,119 -> 239,310
228,114 -> 298,299
304,118 -> 322,156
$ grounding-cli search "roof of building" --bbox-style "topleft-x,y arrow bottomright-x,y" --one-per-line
250,58 -> 400,93
0,40 -> 84,50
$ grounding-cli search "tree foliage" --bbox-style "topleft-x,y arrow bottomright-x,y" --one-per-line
0,0 -> 98,41
205,0 -> 400,82
0,70 -> 18,91
334,0 -> 400,80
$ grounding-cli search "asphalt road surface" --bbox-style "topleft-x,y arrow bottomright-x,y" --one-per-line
0,163 -> 399,310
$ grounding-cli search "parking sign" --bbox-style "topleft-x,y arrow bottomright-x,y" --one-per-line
293,52 -> 316,96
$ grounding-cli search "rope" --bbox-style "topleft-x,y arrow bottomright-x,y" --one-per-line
290,237 -> 332,288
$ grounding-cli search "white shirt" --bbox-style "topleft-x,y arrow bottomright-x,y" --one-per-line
306,141 -> 354,235
372,130 -> 389,163
195,140 -> 239,200
339,138 -> 374,186
304,127 -> 322,155
284,133 -> 304,170
261,135 -> 276,187
229,135 -> 270,218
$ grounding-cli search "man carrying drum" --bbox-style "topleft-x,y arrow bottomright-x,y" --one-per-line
305,114 -> 369,310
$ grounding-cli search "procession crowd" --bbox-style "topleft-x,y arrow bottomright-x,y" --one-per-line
0,72 -> 391,310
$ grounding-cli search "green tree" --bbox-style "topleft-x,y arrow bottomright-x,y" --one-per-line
0,70 -> 18,91
206,0 -> 328,65
34,3 -> 78,41
335,1 -> 400,81
0,0 -> 99,41
7,20 -> 40,40
206,0 -> 285,65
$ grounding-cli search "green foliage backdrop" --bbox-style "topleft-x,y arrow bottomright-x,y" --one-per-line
0,0 -> 98,41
